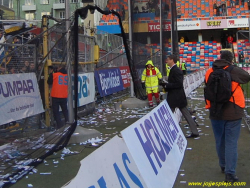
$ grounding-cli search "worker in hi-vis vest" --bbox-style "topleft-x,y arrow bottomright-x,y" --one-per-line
141,60 -> 163,107
166,61 -> 171,77
176,60 -> 180,68
47,64 -> 69,129
181,61 -> 187,75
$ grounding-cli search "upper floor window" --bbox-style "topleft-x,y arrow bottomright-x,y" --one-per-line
41,12 -> 50,18
25,13 -> 34,20
40,0 -> 49,4
59,11 -> 65,19
9,0 -> 13,8
2,0 -> 9,7
71,0 -> 78,3
59,0 -> 65,3
25,0 -> 34,5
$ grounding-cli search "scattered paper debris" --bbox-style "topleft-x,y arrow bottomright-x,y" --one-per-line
40,172 -> 52,175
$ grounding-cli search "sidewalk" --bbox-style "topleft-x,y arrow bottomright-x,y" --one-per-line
10,86 -> 250,188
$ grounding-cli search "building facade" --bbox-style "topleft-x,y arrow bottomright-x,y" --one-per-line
12,0 -> 83,22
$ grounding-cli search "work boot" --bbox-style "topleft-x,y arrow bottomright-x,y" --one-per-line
225,173 -> 239,183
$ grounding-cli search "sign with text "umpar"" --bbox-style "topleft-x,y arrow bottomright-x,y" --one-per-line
0,73 -> 44,125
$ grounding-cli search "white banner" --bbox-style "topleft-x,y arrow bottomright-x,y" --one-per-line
75,72 -> 95,107
227,18 -> 248,28
0,73 -> 44,125
183,76 -> 190,96
177,21 -> 201,30
64,136 -> 147,188
121,101 -> 187,188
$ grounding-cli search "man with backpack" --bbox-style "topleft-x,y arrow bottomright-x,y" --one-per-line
204,50 -> 250,183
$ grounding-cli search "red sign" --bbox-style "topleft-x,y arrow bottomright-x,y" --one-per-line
148,22 -> 171,32
119,66 -> 131,88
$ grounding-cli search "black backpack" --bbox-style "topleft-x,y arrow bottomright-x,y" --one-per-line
204,65 -> 235,116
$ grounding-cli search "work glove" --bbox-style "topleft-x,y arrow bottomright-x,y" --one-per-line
141,82 -> 145,89
159,79 -> 163,85
161,82 -> 168,88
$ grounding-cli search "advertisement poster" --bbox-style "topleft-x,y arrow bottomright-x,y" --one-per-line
95,68 -> 124,97
0,73 -> 44,125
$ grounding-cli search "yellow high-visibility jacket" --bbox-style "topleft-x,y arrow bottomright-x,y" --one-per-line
141,60 -> 162,92
181,62 -> 186,70
176,61 -> 180,68
166,64 -> 170,77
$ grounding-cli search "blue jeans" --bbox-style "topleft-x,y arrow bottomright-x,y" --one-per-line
211,119 -> 241,175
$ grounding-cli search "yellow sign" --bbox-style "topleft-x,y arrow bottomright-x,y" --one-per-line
206,21 -> 221,26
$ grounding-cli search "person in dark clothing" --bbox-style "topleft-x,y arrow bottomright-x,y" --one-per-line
20,60 -> 30,73
22,32 -> 30,44
205,50 -> 250,183
6,56 -> 16,72
238,51 -> 244,63
216,3 -> 221,16
177,7 -> 182,18
161,54 -> 199,138
221,2 -> 227,16
133,5 -> 139,13
47,64 -> 69,129
213,2 -> 219,16
29,62 -> 36,72
121,6 -> 125,20
230,0 -> 235,7
164,3 -> 170,18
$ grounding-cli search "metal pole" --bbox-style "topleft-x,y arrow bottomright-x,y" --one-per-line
17,0 -> 20,19
249,18 -> 250,45
42,16 -> 50,127
65,0 -> 74,123
128,0 -> 134,97
170,0 -> 173,54
159,0 -> 163,73
130,76 -> 134,97
236,30 -> 239,64
128,0 -> 132,47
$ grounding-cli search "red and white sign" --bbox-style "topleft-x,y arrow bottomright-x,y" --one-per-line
119,66 -> 131,88
227,18 -> 248,28
148,22 -> 171,32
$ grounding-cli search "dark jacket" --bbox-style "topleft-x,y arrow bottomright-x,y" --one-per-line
209,59 -> 250,120
162,64 -> 187,109
47,67 -> 67,85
